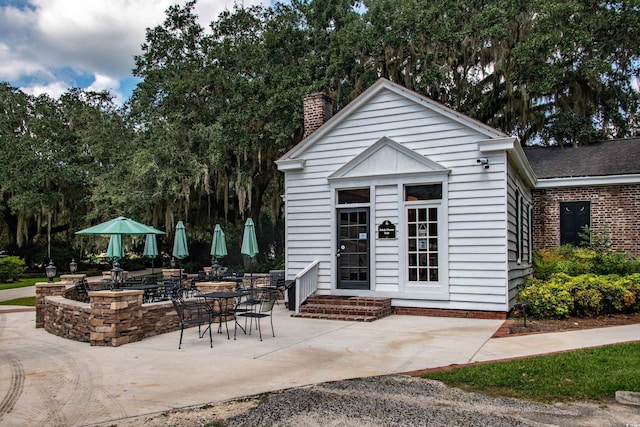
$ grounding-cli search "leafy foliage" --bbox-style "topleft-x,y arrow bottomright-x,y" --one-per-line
1,0 -> 639,270
0,256 -> 26,282
518,273 -> 639,318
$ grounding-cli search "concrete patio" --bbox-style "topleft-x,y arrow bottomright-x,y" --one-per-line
1,286 -> 639,426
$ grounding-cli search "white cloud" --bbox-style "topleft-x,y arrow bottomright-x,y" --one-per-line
21,80 -> 69,99
1,0 -> 265,102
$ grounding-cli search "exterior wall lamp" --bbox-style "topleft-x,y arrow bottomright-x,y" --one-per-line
477,158 -> 490,169
45,260 -> 57,282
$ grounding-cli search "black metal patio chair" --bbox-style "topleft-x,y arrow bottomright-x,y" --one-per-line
171,291 -> 213,349
234,288 -> 278,341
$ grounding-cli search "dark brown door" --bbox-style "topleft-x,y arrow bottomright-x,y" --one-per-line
337,208 -> 370,290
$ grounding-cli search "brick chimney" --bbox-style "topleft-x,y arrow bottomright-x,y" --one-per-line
303,91 -> 333,138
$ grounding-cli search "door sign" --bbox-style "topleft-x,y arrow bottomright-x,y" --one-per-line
378,220 -> 396,239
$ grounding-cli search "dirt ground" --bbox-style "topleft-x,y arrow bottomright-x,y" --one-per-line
507,311 -> 640,335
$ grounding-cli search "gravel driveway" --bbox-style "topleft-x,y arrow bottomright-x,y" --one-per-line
106,375 -> 640,427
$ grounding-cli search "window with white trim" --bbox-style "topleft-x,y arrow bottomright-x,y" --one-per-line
406,184 -> 441,283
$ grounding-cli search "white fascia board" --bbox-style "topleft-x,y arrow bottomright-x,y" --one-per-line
275,158 -> 305,172
535,174 -> 640,188
478,137 -> 537,188
477,137 -> 519,152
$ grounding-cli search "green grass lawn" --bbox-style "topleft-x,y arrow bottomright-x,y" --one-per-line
0,296 -> 35,306
0,277 -> 52,290
422,342 -> 640,402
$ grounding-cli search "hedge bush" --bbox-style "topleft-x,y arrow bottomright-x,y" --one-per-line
518,273 -> 639,319
0,256 -> 26,282
533,246 -> 640,279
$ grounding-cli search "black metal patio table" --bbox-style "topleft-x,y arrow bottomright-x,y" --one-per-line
199,290 -> 249,339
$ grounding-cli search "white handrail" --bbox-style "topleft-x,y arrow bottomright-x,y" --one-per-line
293,260 -> 320,312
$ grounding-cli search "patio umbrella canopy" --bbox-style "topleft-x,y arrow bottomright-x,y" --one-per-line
143,234 -> 159,258
172,221 -> 189,272
76,216 -> 165,236
106,235 -> 124,260
241,218 -> 259,258
143,233 -> 159,274
210,224 -> 228,259
76,216 -> 165,270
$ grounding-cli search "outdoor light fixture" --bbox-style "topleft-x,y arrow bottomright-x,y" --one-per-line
69,258 -> 77,274
45,260 -> 57,282
520,300 -> 530,328
170,258 -> 176,268
111,261 -> 124,288
477,158 -> 490,169
212,259 -> 221,279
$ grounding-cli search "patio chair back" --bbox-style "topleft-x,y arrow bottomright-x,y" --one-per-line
171,294 -> 213,349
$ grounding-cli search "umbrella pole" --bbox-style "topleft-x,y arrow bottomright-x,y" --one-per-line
151,258 -> 154,276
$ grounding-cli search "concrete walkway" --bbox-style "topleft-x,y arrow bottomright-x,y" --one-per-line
1,280 -> 639,426
1,308 -> 639,426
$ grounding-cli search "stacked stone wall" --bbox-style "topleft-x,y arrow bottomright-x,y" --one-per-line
44,296 -> 91,342
141,302 -> 180,337
89,290 -> 144,346
533,184 -> 640,255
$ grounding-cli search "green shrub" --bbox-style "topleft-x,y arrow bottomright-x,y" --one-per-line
518,273 -> 640,318
0,256 -> 26,282
532,246 -> 640,278
594,252 -> 640,275
518,277 -> 574,319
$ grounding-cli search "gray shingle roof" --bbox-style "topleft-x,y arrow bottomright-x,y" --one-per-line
523,138 -> 640,179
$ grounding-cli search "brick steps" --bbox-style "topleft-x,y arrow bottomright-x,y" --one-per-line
292,295 -> 391,322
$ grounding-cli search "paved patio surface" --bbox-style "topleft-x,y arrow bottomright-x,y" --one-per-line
0,284 -> 639,426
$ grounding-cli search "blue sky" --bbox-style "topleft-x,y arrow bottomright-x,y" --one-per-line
0,0 -> 266,104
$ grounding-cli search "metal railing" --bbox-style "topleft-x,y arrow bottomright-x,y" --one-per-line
293,260 -> 319,312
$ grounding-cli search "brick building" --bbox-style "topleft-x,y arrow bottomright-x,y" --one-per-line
524,138 -> 640,255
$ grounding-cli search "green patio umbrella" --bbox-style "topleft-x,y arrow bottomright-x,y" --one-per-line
76,216 -> 165,236
172,221 -> 189,276
76,216 -> 165,271
107,234 -> 124,260
143,233 -> 159,275
210,224 -> 228,259
241,218 -> 259,258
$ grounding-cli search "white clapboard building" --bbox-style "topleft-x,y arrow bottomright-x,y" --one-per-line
276,78 -> 535,318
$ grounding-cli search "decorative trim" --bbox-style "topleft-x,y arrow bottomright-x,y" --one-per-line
535,174 -> 640,188
328,137 -> 450,181
275,158 -> 305,171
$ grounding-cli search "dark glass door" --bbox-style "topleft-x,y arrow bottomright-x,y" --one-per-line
337,208 -> 370,290
560,201 -> 590,245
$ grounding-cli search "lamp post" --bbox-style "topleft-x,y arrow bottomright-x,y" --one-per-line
212,259 -> 221,280
520,300 -> 529,328
45,260 -> 57,282
69,258 -> 77,274
111,261 -> 124,288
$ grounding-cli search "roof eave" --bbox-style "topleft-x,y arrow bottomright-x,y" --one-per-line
535,174 -> 640,188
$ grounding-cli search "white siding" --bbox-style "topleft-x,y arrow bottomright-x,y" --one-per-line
283,85 -> 516,312
374,185 -> 400,289
506,158 -> 534,309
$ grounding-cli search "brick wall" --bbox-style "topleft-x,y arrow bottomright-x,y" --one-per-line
533,184 -> 640,255
303,91 -> 333,138
44,296 -> 91,342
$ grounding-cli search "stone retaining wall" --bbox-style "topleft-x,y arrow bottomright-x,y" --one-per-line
141,302 -> 180,338
44,296 -> 91,341
36,279 -> 271,347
